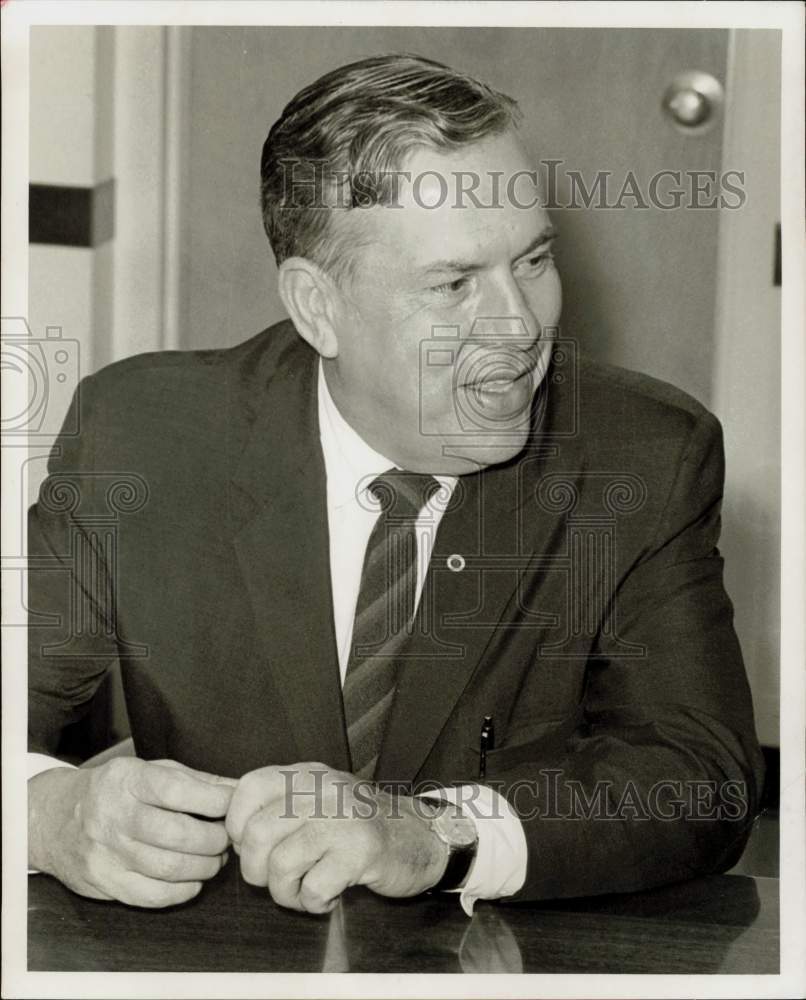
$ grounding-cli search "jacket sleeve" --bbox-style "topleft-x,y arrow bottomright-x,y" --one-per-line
504,410 -> 766,901
28,374 -> 119,755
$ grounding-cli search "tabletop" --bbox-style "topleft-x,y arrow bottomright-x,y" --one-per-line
28,862 -> 779,974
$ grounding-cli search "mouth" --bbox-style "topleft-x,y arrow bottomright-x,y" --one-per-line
461,352 -> 540,393
468,370 -> 532,394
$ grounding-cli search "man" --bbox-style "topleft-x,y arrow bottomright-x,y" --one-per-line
27,54 -> 764,914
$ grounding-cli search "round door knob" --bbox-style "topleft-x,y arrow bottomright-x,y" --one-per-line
666,87 -> 709,127
662,70 -> 724,133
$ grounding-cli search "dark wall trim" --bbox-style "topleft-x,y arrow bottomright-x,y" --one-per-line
29,178 -> 115,247
773,222 -> 781,287
761,745 -> 779,812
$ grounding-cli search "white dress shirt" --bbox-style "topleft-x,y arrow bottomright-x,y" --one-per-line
29,359 -> 528,912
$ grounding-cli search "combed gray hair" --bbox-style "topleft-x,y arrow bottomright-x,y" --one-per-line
260,53 -> 521,280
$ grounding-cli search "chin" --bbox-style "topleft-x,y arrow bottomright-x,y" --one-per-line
438,430 -> 531,474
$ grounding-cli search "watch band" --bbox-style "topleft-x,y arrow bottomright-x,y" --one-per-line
431,838 -> 477,892
421,797 -> 479,892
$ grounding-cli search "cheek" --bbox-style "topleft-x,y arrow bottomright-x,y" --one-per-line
542,270 -> 563,324
524,271 -> 562,327
364,325 -> 428,411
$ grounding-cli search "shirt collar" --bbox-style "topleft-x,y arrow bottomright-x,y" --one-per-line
317,359 -> 457,510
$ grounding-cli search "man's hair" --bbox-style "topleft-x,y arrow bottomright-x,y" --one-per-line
260,53 -> 521,279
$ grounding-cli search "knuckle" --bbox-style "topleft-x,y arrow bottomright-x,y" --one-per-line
197,855 -> 220,880
301,878 -> 331,912
81,808 -> 106,843
238,768 -> 268,795
239,770 -> 258,790
84,849 -> 112,889
81,796 -> 121,845
150,851 -> 181,881
142,762 -> 175,798
268,882 -> 301,911
242,861 -> 267,888
298,821 -> 326,855
310,896 -> 336,914
125,804 -> 146,842
240,817 -> 266,855
301,891 -> 327,913
266,840 -> 298,882
205,821 -> 229,854
103,756 -> 136,787
101,757 -> 126,780
161,811 -> 186,845
267,851 -> 292,882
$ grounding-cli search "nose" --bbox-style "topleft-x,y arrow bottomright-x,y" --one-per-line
472,272 -> 540,350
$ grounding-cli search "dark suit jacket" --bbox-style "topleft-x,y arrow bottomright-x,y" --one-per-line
28,320 -> 765,901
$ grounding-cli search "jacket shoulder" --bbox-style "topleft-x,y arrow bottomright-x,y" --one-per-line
50,320 -> 302,482
83,319 -> 298,404
573,353 -> 719,450
577,354 -> 712,422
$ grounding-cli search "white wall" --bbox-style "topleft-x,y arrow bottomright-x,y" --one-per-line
28,26 -> 115,504
712,30 -> 782,746
27,25 -> 187,503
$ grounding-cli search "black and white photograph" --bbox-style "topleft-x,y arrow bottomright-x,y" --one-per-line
2,2 -> 803,997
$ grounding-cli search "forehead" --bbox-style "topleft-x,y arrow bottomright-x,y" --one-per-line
335,131 -> 549,272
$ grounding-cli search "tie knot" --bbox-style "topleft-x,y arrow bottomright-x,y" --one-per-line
368,470 -> 441,520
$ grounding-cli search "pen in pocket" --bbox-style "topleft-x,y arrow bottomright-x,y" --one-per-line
478,715 -> 494,780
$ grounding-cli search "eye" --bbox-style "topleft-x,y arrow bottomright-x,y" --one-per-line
430,275 -> 471,296
516,245 -> 556,278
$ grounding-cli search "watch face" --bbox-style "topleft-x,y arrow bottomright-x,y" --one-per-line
432,811 -> 478,848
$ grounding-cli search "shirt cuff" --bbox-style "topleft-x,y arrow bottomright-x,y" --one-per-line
28,753 -> 76,874
417,784 -> 527,916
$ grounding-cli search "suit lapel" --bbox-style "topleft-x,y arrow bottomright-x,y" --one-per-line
375,351 -> 578,784
230,340 -> 351,771
375,447 -> 562,785
227,333 -> 574,782
374,463 -> 512,784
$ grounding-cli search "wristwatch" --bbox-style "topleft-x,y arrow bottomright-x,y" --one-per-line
421,797 -> 479,892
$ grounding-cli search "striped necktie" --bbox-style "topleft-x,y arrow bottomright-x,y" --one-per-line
343,470 -> 439,780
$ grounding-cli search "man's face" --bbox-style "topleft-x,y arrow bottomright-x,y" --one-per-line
323,130 -> 562,475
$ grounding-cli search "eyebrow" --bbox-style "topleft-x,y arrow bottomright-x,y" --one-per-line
418,225 -> 557,277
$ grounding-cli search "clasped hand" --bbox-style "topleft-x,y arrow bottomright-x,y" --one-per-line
226,762 -> 449,913
30,759 -> 449,912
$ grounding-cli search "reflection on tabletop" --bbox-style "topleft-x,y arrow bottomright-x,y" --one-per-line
321,896 -> 523,973
28,857 -> 777,974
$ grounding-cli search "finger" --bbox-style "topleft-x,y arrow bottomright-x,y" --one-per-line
226,765 -> 294,845
132,762 -> 234,817
299,852 -> 352,914
132,804 -> 230,855
238,807 -> 305,887
266,827 -> 329,911
122,838 -> 228,882
153,759 -> 238,788
111,870 -> 203,909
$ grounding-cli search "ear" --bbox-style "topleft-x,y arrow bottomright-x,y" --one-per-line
277,258 -> 339,358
